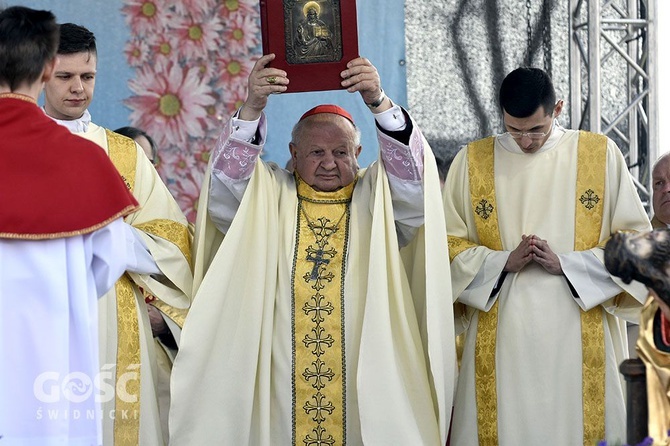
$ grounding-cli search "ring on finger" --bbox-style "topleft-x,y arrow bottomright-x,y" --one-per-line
267,76 -> 277,84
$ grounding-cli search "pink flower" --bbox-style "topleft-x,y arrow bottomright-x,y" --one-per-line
125,60 -> 216,149
173,171 -> 205,224
216,0 -> 259,19
215,56 -> 253,90
221,13 -> 261,56
123,37 -> 151,67
121,0 -> 172,37
217,88 -> 247,118
164,0 -> 217,16
159,144 -> 200,178
189,137 -> 219,166
139,28 -> 180,63
171,12 -> 224,61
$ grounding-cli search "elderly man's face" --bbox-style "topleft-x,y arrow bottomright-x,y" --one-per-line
653,156 -> 670,225
290,114 -> 361,192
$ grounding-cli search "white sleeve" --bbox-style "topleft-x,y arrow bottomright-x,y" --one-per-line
560,250 -> 627,310
374,102 -> 407,131
122,223 -> 161,275
459,250 -> 509,311
86,218 -> 131,297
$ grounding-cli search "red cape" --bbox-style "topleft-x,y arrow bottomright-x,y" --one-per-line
0,94 -> 138,239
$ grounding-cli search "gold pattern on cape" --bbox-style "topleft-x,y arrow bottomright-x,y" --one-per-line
460,132 -> 608,445
107,129 -> 141,446
0,92 -> 37,104
293,177 -> 353,446
575,130 -> 606,445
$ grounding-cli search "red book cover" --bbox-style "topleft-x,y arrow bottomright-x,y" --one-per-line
259,0 -> 359,93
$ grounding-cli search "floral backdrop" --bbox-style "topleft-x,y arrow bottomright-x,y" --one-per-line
120,0 -> 261,223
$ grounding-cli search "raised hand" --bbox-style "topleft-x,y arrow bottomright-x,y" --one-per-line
240,53 -> 288,121
340,57 -> 390,112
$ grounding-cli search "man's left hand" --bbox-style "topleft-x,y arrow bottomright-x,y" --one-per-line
340,57 -> 391,112
530,236 -> 564,275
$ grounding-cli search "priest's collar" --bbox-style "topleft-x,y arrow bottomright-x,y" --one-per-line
497,119 -> 567,154
43,108 -> 91,133
296,174 -> 355,203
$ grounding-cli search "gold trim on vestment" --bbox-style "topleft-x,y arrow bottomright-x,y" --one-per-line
292,179 -> 353,446
107,129 -> 142,445
466,137 -> 501,445
447,236 -> 478,262
135,219 -> 193,270
575,130 -> 607,445
0,206 -> 137,240
107,129 -> 137,192
113,275 -> 141,446
0,92 -> 37,103
151,299 -> 188,328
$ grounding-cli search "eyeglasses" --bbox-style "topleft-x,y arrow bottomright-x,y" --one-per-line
505,130 -> 549,140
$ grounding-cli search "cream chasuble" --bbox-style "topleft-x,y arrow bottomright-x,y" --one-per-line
444,129 -> 651,446
170,134 -> 455,445
76,124 -> 191,446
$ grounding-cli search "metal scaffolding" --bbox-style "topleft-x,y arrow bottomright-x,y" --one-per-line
568,0 -> 658,213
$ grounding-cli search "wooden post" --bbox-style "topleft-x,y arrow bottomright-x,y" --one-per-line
620,358 -> 648,445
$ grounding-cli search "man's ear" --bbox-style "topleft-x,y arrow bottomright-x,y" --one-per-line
289,142 -> 298,161
354,145 -> 362,158
41,58 -> 58,83
553,100 -> 564,119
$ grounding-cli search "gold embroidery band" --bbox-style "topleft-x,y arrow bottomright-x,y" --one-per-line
292,198 -> 348,446
467,137 -> 501,445
576,131 -> 607,445
447,235 -> 478,262
135,219 -> 193,269
151,299 -> 188,328
107,129 -> 141,445
106,129 -> 137,192
113,275 -> 141,446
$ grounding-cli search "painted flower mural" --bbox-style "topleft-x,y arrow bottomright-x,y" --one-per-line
121,0 -> 261,222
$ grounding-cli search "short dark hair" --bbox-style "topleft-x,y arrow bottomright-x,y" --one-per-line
57,22 -> 96,56
115,126 -> 158,164
0,6 -> 59,91
499,67 -> 556,118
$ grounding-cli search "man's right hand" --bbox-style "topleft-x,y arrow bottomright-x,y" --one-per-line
504,234 -> 536,272
239,53 -> 288,121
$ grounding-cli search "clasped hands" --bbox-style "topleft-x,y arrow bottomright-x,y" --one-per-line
504,234 -> 563,275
